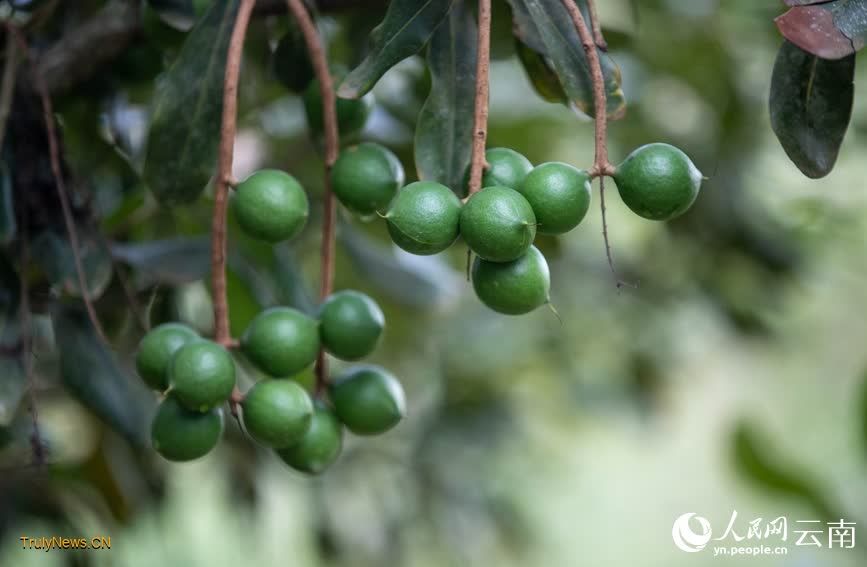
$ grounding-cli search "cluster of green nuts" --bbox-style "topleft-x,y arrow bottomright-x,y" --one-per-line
330,141 -> 702,315
138,157 -> 403,474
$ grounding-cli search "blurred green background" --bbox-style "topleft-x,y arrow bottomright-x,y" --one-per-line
2,0 -> 867,565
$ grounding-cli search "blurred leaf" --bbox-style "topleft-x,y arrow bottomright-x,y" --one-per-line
31,231 -> 114,299
339,223 -> 459,308
225,267 -> 261,338
415,0 -> 477,195
143,0 -> 240,204
147,0 -> 199,31
514,39 -> 567,104
732,420 -> 836,520
338,0 -> 456,99
111,237 -> 210,286
508,0 -> 626,118
769,40 -> 854,179
53,306 -> 154,446
0,159 -> 15,245
273,23 -> 314,93
0,252 -> 23,427
0,356 -> 25,427
272,247 -> 316,315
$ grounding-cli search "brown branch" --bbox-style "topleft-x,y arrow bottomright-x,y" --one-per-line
464,0 -> 492,200
586,0 -> 608,51
213,0 -> 257,416
9,27 -> 108,342
285,0 -> 339,397
0,32 -> 19,153
559,0 -> 614,178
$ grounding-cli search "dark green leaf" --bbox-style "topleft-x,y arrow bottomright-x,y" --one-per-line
111,237 -> 210,287
339,223 -> 459,308
0,159 -> 15,245
0,252 -> 22,427
143,0 -> 240,204
769,40 -> 854,178
508,0 -> 626,118
415,0 -> 477,195
31,231 -> 114,299
0,355 -> 25,427
53,306 -> 154,445
732,420 -> 836,520
514,39 -> 567,104
273,23 -> 314,93
338,0 -> 456,99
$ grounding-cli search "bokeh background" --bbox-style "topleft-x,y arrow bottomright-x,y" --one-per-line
2,0 -> 867,565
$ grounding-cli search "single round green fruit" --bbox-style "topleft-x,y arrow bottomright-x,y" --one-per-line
304,78 -> 374,138
332,143 -> 405,215
476,148 -> 534,191
329,365 -> 406,435
168,340 -> 236,412
319,290 -> 384,360
242,379 -> 313,448
276,403 -> 343,474
151,395 -> 224,462
460,186 -> 537,262
517,162 -> 591,235
613,143 -> 702,221
135,323 -> 199,391
232,170 -> 309,243
472,245 -> 550,315
241,307 -> 320,377
386,181 -> 462,255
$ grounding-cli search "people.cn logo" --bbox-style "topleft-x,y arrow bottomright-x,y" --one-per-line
672,513 -> 713,552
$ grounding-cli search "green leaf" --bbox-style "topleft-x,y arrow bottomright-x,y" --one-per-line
338,0 -> 456,100
732,420 -> 836,520
508,0 -> 626,118
53,305 -> 154,446
0,159 -> 16,245
339,223 -> 459,308
769,40 -> 854,179
31,230 -> 114,299
143,0 -> 240,204
273,23 -> 314,93
111,237 -> 211,287
0,355 -> 25,427
514,39 -> 567,104
147,0 -> 197,30
415,0 -> 477,195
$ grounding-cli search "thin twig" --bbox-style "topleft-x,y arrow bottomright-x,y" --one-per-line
598,177 -> 631,290
0,31 -> 20,153
9,27 -> 108,341
213,0 -> 257,415
285,0 -> 339,398
464,0 -> 491,200
19,206 -> 45,468
586,0 -> 608,51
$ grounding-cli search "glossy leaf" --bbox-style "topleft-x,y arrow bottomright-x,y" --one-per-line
111,237 -> 210,287
143,0 -> 240,204
53,306 -> 154,445
732,420 -> 836,520
769,40 -> 854,178
508,0 -> 626,118
775,1 -> 867,60
415,0 -> 477,195
338,0 -> 456,100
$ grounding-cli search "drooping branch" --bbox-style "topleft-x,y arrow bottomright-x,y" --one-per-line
465,0 -> 492,199
212,0 -> 257,348
284,0 -> 339,397
559,0 -> 614,178
9,27 -> 108,341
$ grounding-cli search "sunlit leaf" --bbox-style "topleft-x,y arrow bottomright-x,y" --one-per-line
769,40 -> 854,178
338,0 -> 456,100
415,0 -> 477,196
143,0 -> 240,204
